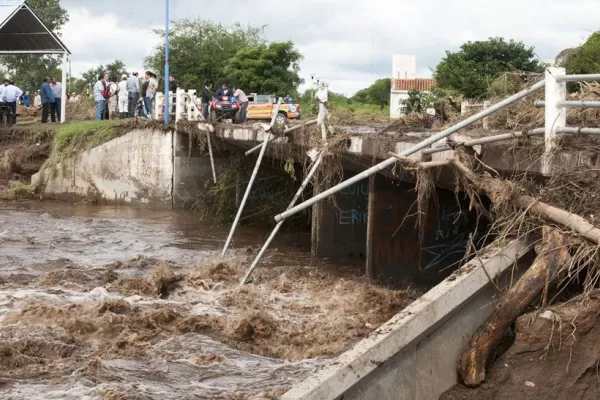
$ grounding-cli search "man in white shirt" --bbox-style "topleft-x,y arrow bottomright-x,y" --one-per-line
94,75 -> 106,120
33,90 -> 42,108
118,74 -> 129,118
1,79 -> 23,117
126,72 -> 140,117
50,77 -> 63,122
107,78 -> 119,120
232,86 -> 249,123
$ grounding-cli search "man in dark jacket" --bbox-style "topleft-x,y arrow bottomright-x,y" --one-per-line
201,81 -> 212,120
40,78 -> 55,123
215,84 -> 232,98
168,75 -> 177,114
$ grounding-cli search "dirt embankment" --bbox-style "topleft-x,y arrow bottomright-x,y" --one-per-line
441,296 -> 600,400
0,125 -> 53,195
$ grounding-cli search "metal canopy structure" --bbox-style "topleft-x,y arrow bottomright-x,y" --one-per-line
0,0 -> 70,121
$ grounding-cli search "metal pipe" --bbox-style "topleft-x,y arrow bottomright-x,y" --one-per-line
164,0 -> 170,125
245,119 -> 318,156
240,153 -> 324,285
421,128 -> 545,155
274,79 -> 546,223
537,100 -> 600,108
556,74 -> 600,83
206,131 -> 217,184
558,100 -> 600,108
556,127 -> 600,135
222,98 -> 283,255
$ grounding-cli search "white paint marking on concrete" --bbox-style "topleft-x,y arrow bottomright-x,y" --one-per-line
281,239 -> 532,400
348,137 -> 364,154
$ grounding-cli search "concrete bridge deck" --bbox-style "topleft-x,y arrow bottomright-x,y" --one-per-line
214,122 -> 600,179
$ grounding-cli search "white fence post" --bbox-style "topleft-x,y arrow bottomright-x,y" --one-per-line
482,101 -> 491,131
461,101 -> 468,116
175,89 -> 184,123
544,67 -> 567,153
154,92 -> 163,120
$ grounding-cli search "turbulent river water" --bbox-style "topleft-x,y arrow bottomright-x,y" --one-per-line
0,202 -> 419,400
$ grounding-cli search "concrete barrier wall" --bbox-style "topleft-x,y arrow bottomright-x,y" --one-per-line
172,131 -> 229,208
32,129 -> 174,207
282,239 -> 532,400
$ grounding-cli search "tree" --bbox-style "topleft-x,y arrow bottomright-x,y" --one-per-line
351,78 -> 391,108
223,41 -> 303,96
352,88 -> 369,104
562,32 -> 600,76
80,60 -> 128,88
401,90 -> 430,113
145,19 -> 264,90
0,0 -> 69,91
434,37 -> 542,98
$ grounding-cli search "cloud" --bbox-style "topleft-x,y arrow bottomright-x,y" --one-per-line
59,0 -> 599,95
61,7 -> 162,78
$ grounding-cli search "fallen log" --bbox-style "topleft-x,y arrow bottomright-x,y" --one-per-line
387,151 -> 451,170
458,227 -> 571,386
452,155 -> 600,245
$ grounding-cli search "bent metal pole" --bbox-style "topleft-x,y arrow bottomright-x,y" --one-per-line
222,98 -> 283,256
274,79 -> 546,223
240,152 -> 323,285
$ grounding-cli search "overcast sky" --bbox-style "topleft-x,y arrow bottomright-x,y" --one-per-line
60,0 -> 598,96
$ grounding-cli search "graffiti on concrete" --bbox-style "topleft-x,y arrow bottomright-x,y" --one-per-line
422,232 -> 470,270
340,182 -> 369,197
422,205 -> 482,270
339,209 -> 368,225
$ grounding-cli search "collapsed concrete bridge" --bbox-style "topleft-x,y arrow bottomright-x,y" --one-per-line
31,68 -> 600,399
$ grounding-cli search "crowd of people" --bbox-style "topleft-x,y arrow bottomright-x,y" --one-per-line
0,77 -> 84,123
0,71 -> 264,124
92,71 -> 162,121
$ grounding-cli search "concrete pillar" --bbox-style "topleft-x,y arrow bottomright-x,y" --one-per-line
544,67 -> 567,153
365,175 -> 376,279
311,170 -> 369,259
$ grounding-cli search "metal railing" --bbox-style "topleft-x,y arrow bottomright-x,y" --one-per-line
273,67 -> 600,223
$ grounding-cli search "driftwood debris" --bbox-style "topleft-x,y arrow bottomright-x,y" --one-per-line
387,151 -> 452,170
457,227 -> 571,386
448,154 -> 600,386
451,155 -> 600,245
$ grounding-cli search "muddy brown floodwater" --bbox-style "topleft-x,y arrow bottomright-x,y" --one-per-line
0,202 -> 421,400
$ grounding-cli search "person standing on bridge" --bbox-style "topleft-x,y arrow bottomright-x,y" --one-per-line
144,71 -> 158,118
232,86 -> 248,124
126,72 -> 140,118
40,79 -> 54,123
118,74 -> 129,118
201,81 -> 212,120
94,75 -> 106,121
50,77 -> 62,123
1,79 -> 23,122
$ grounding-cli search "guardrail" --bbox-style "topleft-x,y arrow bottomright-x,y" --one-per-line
154,89 -> 205,123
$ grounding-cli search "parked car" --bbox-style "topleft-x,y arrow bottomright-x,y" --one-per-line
246,94 -> 301,125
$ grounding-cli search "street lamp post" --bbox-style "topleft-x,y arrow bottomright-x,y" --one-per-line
164,0 -> 170,125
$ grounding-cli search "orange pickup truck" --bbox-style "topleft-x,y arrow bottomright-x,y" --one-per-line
246,94 -> 301,125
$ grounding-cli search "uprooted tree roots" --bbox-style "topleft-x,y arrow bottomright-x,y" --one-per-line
400,151 -> 600,388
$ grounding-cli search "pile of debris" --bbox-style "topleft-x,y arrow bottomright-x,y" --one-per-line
396,141 -> 600,399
